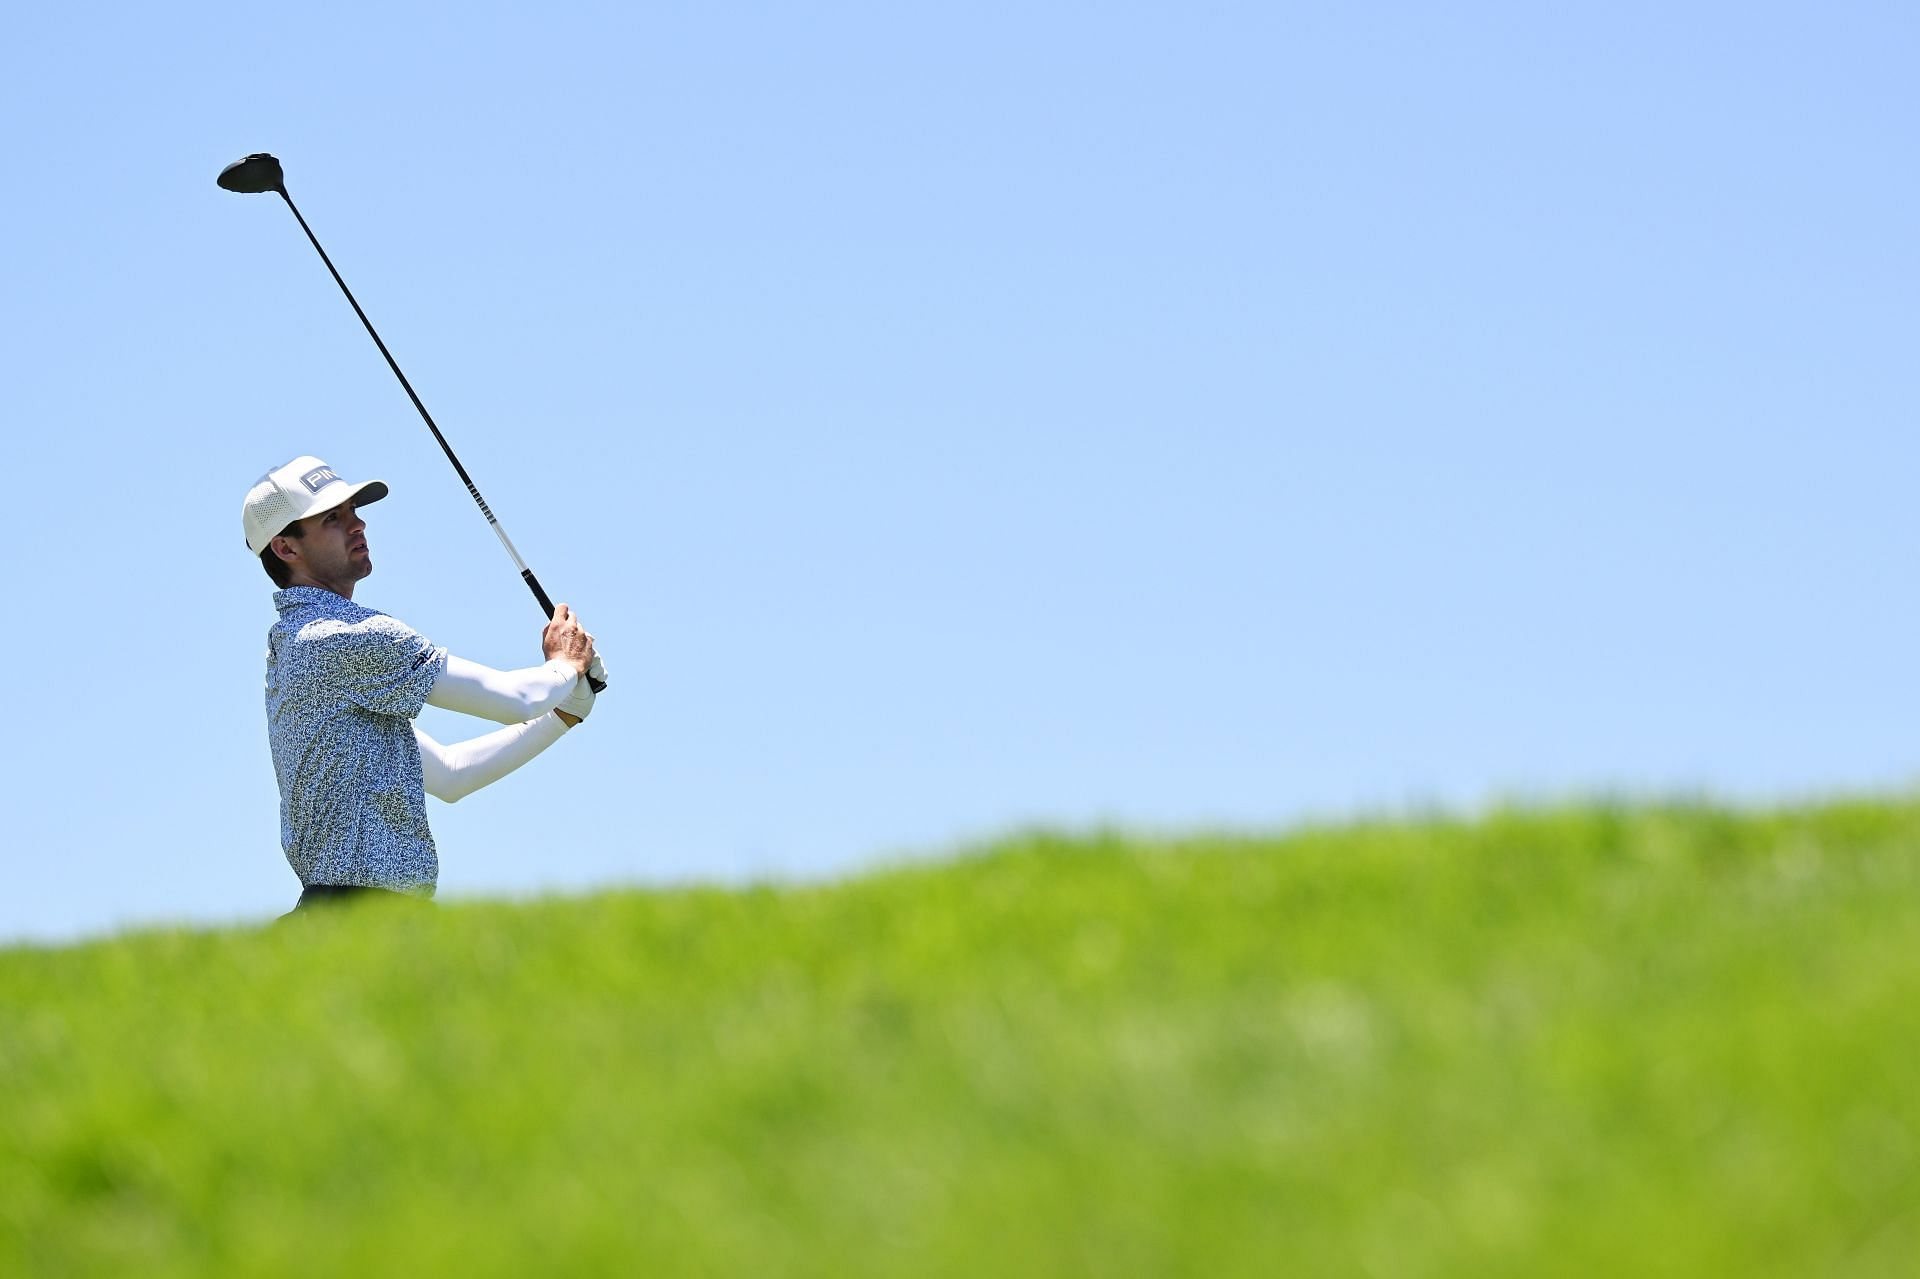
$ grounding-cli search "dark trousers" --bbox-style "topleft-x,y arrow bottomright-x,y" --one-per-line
280,884 -> 426,920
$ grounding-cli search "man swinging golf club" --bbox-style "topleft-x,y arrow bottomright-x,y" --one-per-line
245,455 -> 600,912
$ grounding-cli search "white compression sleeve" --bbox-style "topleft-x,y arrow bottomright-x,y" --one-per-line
414,715 -> 570,804
426,654 -> 580,724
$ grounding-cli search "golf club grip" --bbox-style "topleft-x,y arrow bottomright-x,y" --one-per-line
525,570 -> 610,693
523,569 -> 557,617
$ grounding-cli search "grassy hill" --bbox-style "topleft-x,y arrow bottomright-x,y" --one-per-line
4,802 -> 1918,1276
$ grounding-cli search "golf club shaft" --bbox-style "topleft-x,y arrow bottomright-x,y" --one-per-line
275,189 -> 606,691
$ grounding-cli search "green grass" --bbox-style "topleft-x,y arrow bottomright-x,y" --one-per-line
4,801 -> 1919,1276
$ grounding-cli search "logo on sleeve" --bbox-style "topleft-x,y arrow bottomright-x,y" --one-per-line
301,466 -> 340,493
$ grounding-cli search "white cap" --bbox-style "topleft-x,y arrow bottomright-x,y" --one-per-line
243,456 -> 390,555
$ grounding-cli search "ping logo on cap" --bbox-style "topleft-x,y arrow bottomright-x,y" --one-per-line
301,466 -> 340,493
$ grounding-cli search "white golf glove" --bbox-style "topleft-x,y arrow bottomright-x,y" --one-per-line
557,672 -> 596,724
586,653 -> 609,691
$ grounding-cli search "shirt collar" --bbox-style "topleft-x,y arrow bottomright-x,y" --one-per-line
273,586 -> 352,614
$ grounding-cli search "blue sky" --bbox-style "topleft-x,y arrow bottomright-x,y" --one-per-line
3,2 -> 1915,943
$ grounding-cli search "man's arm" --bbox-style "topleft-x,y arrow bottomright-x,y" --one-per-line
424,603 -> 599,724
414,717 -> 570,803
426,655 -> 579,724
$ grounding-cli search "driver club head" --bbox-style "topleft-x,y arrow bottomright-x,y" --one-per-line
217,153 -> 285,195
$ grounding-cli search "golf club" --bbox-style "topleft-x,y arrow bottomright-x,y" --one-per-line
217,152 -> 606,692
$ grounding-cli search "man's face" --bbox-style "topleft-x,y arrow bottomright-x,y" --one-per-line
281,498 -> 372,588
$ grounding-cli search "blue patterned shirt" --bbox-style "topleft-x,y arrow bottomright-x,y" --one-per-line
265,587 -> 449,894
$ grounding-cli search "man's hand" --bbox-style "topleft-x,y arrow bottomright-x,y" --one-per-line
556,674 -> 595,726
542,603 -> 596,676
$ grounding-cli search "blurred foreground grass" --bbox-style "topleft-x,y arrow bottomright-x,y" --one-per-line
4,803 -> 1918,1276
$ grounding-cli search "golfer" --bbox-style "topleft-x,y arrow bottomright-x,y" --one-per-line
244,455 -> 599,912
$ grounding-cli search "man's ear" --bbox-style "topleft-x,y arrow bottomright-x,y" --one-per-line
271,535 -> 300,566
